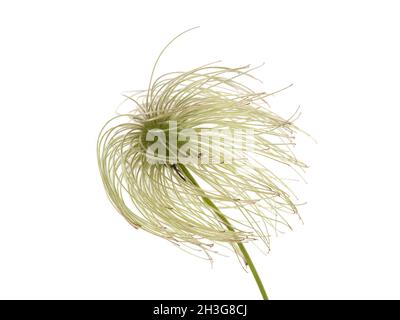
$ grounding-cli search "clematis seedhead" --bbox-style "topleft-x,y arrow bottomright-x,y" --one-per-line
97,61 -> 306,259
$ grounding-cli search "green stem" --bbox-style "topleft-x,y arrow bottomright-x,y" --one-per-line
178,164 -> 269,300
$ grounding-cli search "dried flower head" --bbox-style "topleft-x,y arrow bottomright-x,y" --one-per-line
97,29 -> 307,299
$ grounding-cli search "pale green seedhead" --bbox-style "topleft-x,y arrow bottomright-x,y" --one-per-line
97,29 -> 307,299
97,65 -> 305,251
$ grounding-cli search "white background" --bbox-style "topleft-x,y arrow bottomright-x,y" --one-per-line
1,0 -> 399,300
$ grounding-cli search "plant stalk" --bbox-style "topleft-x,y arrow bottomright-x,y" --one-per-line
178,163 -> 269,300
